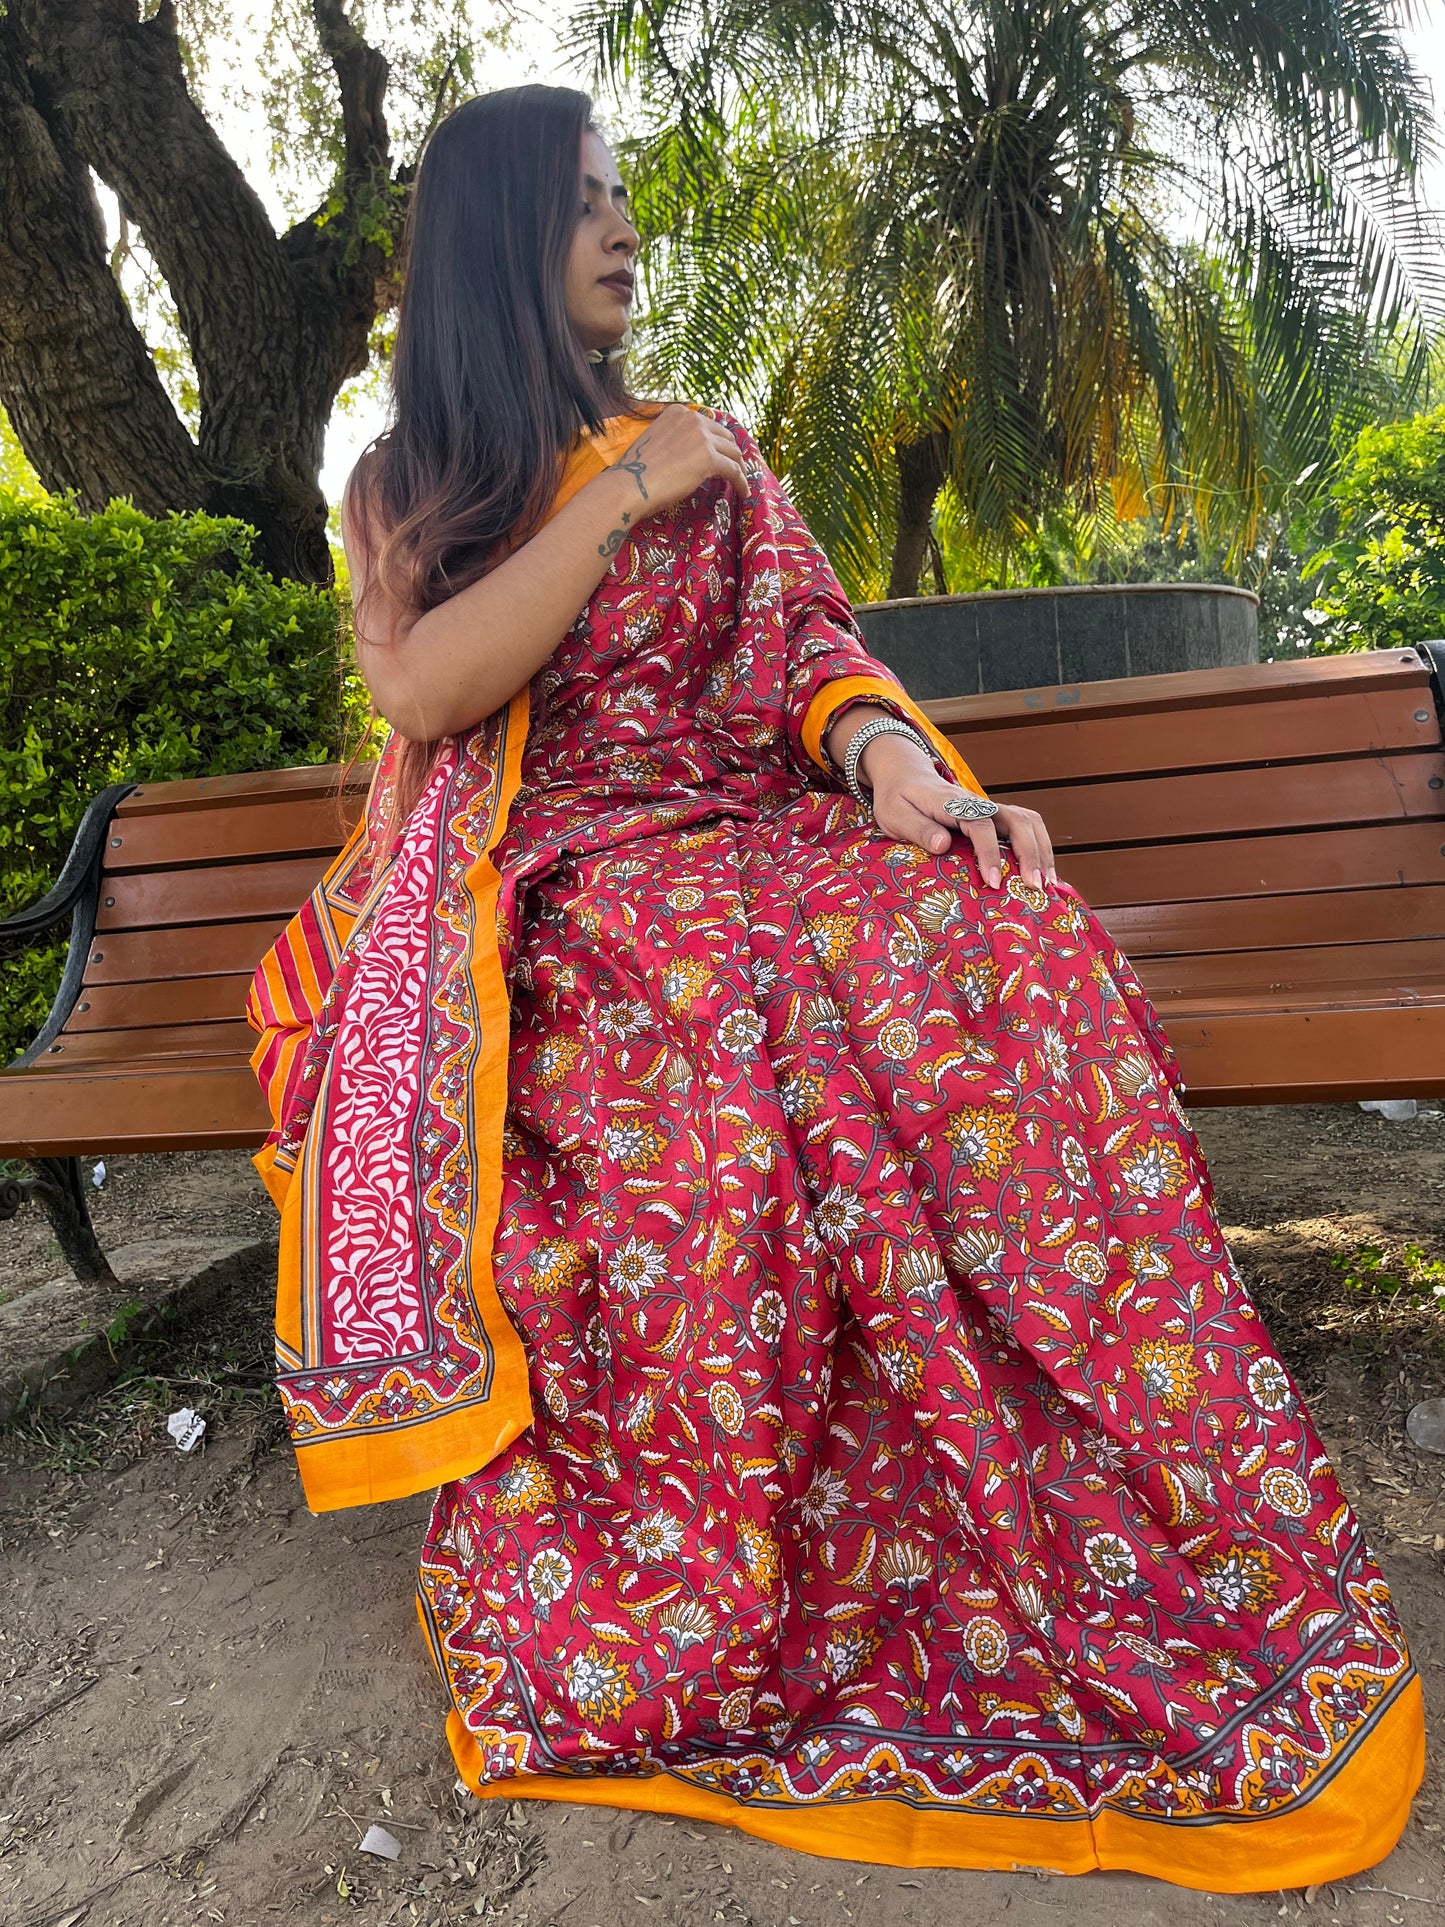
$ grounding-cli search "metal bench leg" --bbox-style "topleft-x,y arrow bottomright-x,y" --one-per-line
0,1157 -> 117,1286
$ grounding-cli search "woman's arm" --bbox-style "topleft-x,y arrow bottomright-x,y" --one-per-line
343,463 -> 652,742
342,405 -> 749,742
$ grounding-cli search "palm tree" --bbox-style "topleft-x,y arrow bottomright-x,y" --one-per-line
566,0 -> 1443,596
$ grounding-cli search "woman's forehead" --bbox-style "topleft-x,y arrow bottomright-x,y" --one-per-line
581,129 -> 623,183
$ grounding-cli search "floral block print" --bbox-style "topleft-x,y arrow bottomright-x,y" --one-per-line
252,409 -> 1422,1886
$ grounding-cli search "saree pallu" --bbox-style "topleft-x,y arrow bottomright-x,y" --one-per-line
247,408 -> 1422,1891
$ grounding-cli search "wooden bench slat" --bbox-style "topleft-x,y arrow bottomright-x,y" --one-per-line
1166,1003 -> 1445,1106
67,975 -> 253,1032
920,648 -> 1432,731
1003,751 -> 1445,847
1099,883 -> 1445,957
1063,820 -> 1445,908
116,762 -> 373,817
960,687 -> 1442,789
1139,937 -> 1445,1001
105,795 -> 363,871
0,1063 -> 270,1156
94,855 -> 336,932
37,1019 -> 257,1065
80,920 -> 289,986
1157,981 -> 1445,1018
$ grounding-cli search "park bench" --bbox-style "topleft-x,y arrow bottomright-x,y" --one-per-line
2,643 -> 1444,1279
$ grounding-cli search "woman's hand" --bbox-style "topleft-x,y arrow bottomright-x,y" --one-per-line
861,734 -> 1057,890
603,403 -> 751,520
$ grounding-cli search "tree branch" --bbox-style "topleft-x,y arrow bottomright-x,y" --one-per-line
311,0 -> 391,182
0,14 -> 207,514
12,0 -> 298,453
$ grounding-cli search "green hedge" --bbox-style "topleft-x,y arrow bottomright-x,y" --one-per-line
0,493 -> 366,1068
1305,405 -> 1445,652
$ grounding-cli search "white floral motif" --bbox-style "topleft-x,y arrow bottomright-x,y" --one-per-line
607,1236 -> 669,1299
621,1509 -> 686,1560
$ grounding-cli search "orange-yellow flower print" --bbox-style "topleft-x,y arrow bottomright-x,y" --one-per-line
527,1237 -> 585,1298
530,1035 -> 584,1088
708,1381 -> 746,1436
943,1106 -> 1018,1181
805,912 -> 858,971
659,954 -> 712,1011
737,1518 -> 780,1594
1132,1338 -> 1201,1411
492,1457 -> 556,1518
878,1016 -> 920,1060
1120,1133 -> 1190,1199
963,1616 -> 1011,1676
1199,1545 -> 1280,1615
599,1114 -> 668,1173
564,1643 -> 638,1725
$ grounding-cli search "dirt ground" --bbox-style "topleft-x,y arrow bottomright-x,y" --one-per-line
4,1101 -> 1445,1927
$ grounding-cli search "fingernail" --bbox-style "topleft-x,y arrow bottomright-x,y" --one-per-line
988,869 -> 1001,888
934,835 -> 948,851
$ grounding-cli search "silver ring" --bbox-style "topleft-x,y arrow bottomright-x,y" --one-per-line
942,792 -> 1000,821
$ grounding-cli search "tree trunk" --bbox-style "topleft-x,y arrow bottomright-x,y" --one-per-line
887,429 -> 949,600
0,1 -> 401,586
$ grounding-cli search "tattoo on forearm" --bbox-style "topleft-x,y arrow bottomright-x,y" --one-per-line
615,436 -> 652,501
597,433 -> 652,557
598,508 -> 634,557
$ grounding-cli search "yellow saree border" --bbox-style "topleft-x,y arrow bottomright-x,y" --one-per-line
800,673 -> 988,799
443,1673 -> 1423,1893
263,410 -> 670,1514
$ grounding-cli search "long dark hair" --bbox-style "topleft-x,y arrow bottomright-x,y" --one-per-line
350,84 -> 662,823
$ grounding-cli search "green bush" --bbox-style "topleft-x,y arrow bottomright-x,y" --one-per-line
1304,405 -> 1445,651
0,492 -> 366,1066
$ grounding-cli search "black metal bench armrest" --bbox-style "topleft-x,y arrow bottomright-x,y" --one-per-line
2,782 -> 137,1068
0,783 -> 137,950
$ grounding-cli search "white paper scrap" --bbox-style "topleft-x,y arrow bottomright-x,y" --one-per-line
360,1824 -> 401,1861
91,1160 -> 107,1188
166,1407 -> 206,1453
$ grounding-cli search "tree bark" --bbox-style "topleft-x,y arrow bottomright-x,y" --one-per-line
887,429 -> 949,599
0,0 -> 403,584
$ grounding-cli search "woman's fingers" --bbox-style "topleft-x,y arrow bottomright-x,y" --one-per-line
874,787 -> 1004,886
964,819 -> 1003,889
910,782 -> 1002,885
1004,807 -> 1056,888
875,782 -> 1058,893
885,792 -> 952,857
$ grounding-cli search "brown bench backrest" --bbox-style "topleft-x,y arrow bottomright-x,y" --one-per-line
928,649 -> 1445,962
44,765 -> 368,1073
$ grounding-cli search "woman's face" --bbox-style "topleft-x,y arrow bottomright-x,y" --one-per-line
564,129 -> 640,356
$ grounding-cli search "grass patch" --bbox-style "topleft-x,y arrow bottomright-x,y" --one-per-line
0,1259 -> 279,1481
1332,1240 -> 1445,1311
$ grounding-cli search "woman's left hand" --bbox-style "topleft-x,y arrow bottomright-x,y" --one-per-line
862,734 -> 1057,891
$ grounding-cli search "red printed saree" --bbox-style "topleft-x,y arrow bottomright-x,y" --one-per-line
247,408 -> 1422,1891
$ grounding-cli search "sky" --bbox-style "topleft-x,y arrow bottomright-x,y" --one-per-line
106,1 -> 1445,506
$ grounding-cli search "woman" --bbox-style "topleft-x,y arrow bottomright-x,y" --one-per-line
246,83 -> 1422,1891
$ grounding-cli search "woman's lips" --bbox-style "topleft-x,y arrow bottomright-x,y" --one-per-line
599,276 -> 633,297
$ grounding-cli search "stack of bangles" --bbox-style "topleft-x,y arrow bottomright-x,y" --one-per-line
824,707 -> 1000,823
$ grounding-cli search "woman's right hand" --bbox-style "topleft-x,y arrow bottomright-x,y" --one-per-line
603,403 -> 751,519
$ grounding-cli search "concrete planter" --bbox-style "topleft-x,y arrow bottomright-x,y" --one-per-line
852,582 -> 1259,700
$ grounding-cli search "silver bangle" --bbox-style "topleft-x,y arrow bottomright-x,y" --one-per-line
842,715 -> 941,805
